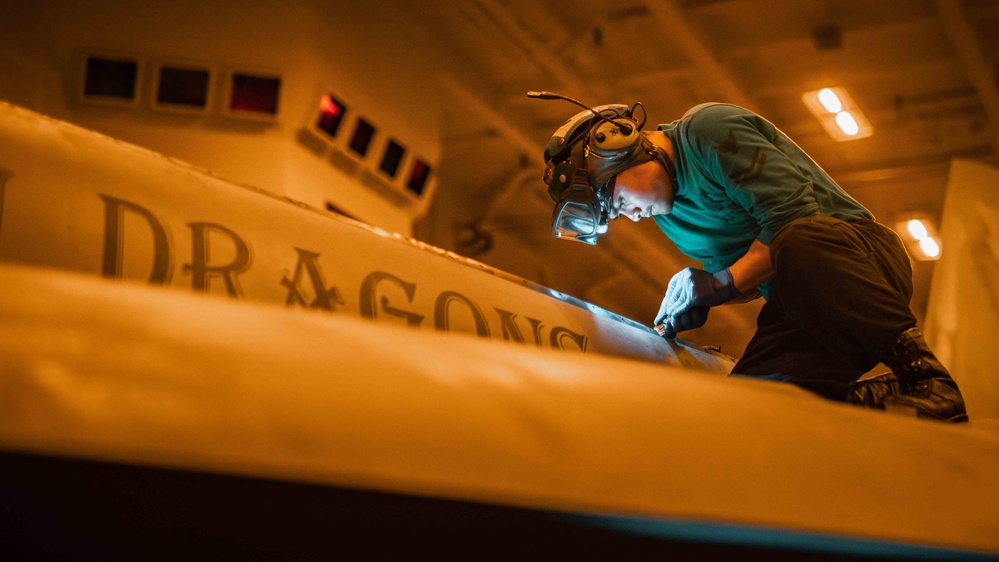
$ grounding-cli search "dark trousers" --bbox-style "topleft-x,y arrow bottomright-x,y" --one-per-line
732,216 -> 917,401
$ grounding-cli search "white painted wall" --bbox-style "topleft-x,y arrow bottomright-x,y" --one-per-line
0,0 -> 452,236
925,159 -> 999,419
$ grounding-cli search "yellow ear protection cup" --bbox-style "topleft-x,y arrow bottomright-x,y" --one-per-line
590,118 -> 641,154
586,118 -> 649,189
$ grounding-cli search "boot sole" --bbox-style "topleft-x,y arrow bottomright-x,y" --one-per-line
885,402 -> 969,423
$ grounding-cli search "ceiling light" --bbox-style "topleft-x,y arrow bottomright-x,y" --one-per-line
919,237 -> 941,259
817,88 -> 842,113
834,111 -> 859,136
895,215 -> 941,261
906,219 -> 928,240
802,87 -> 873,141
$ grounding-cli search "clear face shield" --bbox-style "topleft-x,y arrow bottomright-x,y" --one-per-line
552,196 -> 609,245
546,161 -> 609,245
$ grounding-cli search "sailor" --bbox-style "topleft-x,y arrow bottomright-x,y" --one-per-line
533,92 -> 967,422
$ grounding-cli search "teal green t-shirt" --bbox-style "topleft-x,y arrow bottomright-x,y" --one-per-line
655,103 -> 872,298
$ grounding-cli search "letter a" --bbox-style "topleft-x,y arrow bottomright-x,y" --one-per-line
281,247 -> 344,310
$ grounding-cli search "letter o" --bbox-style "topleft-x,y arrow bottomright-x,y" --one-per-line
433,291 -> 490,338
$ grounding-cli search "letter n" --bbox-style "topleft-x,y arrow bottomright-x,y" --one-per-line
494,308 -> 543,345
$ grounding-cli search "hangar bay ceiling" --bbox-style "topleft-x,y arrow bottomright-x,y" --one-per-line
409,0 -> 999,357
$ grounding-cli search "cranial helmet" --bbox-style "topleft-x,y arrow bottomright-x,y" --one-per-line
536,93 -> 653,245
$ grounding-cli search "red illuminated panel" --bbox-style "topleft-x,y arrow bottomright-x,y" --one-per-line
316,94 -> 347,137
229,73 -> 281,115
406,159 -> 432,196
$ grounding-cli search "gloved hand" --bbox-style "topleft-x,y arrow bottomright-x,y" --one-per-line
654,267 -> 739,338
658,306 -> 710,339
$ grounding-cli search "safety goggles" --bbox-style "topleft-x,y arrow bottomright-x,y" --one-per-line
550,170 -> 609,245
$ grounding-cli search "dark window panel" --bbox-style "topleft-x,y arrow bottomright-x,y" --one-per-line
379,139 -> 405,178
348,118 -> 375,156
84,56 -> 138,100
229,74 -> 281,115
157,66 -> 209,108
406,159 -> 432,196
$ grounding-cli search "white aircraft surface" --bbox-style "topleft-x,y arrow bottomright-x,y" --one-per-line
0,101 -> 732,371
2,103 -> 999,559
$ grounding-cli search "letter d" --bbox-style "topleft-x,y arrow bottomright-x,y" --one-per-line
100,195 -> 171,284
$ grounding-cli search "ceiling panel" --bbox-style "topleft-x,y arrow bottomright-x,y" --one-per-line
411,0 -> 999,353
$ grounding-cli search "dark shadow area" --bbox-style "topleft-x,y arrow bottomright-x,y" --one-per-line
1,451 -> 986,561
296,127 -> 329,157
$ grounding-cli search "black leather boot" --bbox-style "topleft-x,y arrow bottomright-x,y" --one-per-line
847,372 -> 901,409
880,327 -> 968,423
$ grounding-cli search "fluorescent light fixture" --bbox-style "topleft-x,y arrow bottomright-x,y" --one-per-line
817,88 -> 842,113
919,237 -> 940,259
802,87 -> 873,141
906,219 -> 928,240
895,216 -> 941,261
834,111 -> 859,136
